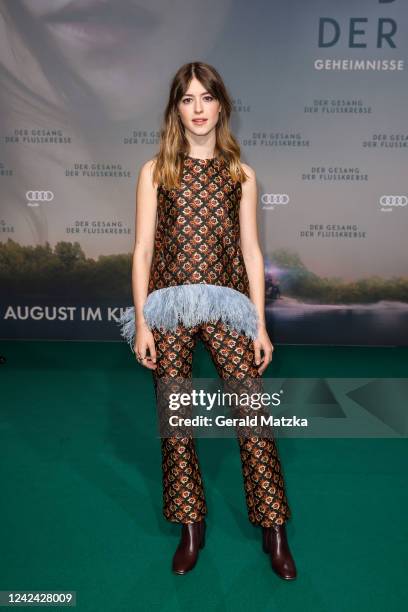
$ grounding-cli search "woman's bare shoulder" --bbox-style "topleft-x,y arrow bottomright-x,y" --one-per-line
138,157 -> 158,188
140,156 -> 158,174
240,161 -> 256,180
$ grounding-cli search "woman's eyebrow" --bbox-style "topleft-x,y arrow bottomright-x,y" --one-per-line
182,91 -> 210,97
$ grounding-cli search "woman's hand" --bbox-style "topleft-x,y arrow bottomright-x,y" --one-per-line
134,321 -> 157,370
253,324 -> 274,375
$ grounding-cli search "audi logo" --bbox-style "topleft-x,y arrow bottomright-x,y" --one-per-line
261,194 -> 290,206
379,195 -> 407,207
26,191 -> 54,202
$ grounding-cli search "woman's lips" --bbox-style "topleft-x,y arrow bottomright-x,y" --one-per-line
42,0 -> 155,49
44,20 -> 135,48
192,119 -> 208,124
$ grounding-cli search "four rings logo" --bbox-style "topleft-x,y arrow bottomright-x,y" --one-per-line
26,190 -> 54,207
261,193 -> 290,209
379,195 -> 407,211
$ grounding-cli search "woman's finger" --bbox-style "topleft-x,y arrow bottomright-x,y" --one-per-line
147,338 -> 157,365
254,342 -> 262,366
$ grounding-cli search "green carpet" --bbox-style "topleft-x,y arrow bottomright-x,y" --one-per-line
0,340 -> 407,612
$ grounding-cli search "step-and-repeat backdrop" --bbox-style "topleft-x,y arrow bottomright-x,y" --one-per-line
1,0 -> 407,346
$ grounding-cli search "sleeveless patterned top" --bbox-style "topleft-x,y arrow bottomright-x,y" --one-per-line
119,154 -> 259,348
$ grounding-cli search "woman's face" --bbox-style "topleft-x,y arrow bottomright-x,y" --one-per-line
177,77 -> 221,142
2,0 -> 233,120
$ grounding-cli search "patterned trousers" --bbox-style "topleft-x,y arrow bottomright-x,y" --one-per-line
151,318 -> 292,527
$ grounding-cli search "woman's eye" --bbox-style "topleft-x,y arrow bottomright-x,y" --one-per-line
182,96 -> 214,104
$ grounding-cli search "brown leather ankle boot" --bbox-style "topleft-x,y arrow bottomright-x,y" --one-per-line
262,523 -> 297,580
172,519 -> 206,575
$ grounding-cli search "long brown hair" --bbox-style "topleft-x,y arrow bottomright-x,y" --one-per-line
152,62 -> 248,189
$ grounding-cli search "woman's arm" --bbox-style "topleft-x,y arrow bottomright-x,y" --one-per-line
132,159 -> 158,327
239,163 -> 266,329
239,162 -> 273,373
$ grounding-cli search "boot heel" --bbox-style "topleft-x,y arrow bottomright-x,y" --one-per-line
199,520 -> 206,549
262,528 -> 270,554
262,541 -> 269,554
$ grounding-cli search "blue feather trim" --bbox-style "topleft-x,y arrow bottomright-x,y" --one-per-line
118,284 -> 259,351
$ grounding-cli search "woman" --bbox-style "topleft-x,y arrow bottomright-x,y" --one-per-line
120,61 -> 297,578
